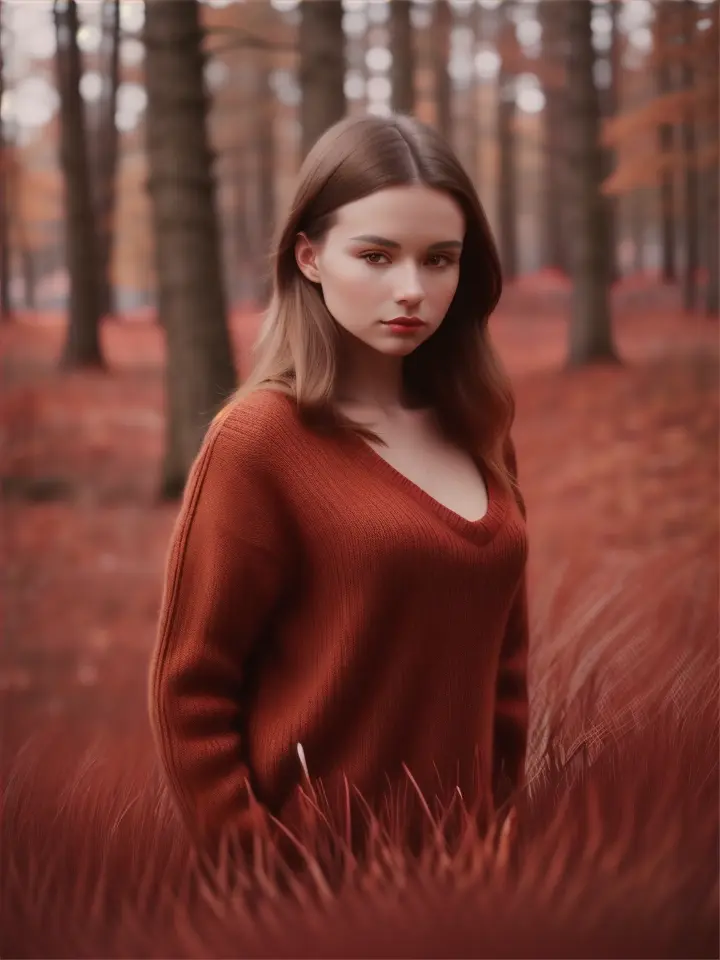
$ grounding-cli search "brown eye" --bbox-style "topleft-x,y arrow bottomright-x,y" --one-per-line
362,252 -> 389,265
427,254 -> 452,268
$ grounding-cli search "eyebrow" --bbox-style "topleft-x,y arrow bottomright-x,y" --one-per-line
349,235 -> 463,252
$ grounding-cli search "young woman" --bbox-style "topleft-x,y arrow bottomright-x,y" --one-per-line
149,114 -> 529,862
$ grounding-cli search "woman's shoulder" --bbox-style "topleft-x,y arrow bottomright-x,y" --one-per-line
207,387 -> 302,462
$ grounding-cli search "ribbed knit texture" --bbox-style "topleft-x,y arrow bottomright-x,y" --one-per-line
149,388 -> 529,854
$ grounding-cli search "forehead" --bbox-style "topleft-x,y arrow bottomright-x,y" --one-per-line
331,185 -> 465,244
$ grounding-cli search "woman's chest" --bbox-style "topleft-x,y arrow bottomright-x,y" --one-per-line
284,431 -> 527,591
363,423 -> 490,524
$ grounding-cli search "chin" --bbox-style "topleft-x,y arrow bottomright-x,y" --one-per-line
375,341 -> 421,357
371,330 -> 432,356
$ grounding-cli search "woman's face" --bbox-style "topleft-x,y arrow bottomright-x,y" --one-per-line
295,184 -> 465,358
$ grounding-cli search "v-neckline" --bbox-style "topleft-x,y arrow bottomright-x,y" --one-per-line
348,432 -> 508,546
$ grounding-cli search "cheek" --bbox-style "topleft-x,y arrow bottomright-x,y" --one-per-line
429,271 -> 461,315
319,261 -> 382,314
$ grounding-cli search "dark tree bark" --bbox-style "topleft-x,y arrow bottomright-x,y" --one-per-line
21,247 -> 36,309
0,176 -> 9,318
630,189 -> 646,274
144,0 -> 237,498
539,0 -> 567,273
0,0 -> 11,322
254,52 -> 275,305
656,0 -> 677,283
93,0 -> 121,317
680,0 -> 699,311
601,0 -> 620,282
299,0 -> 345,160
497,1 -> 517,282
564,0 -> 618,366
464,0 -> 485,191
54,0 -> 104,368
704,158 -> 719,315
232,147 -> 253,304
700,16 -> 719,317
432,0 -> 452,142
389,0 -> 414,115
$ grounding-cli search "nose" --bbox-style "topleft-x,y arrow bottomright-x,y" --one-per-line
394,260 -> 424,308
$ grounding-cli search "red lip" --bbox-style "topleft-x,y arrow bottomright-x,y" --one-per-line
384,316 -> 424,328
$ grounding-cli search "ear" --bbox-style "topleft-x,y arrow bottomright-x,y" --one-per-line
295,232 -> 322,284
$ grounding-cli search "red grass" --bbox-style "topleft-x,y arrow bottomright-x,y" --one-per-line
1,556 -> 717,958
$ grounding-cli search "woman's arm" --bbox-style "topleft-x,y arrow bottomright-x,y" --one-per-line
149,409 -> 289,857
492,436 -> 530,809
492,573 -> 529,807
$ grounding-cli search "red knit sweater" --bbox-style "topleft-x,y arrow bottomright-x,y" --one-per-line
149,389 -> 529,853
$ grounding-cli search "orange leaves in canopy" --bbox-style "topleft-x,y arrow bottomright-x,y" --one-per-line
602,0 -> 718,196
602,82 -> 719,152
603,140 -> 719,195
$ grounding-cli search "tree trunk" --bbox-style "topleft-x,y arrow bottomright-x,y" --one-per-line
539,0 -> 567,273
497,2 -> 517,282
253,52 -> 276,307
699,4 -> 719,316
93,0 -> 121,318
656,0 -> 676,283
465,0 -> 484,191
601,0 -> 620,282
389,0 -> 414,115
564,0 -> 618,366
21,247 -> 36,310
232,145 -> 253,304
0,184 -> 9,318
705,159 -> 719,315
0,0 -> 11,322
143,0 -> 237,498
432,0 -> 452,142
629,189 -> 646,273
53,0 -> 104,368
299,0 -> 346,160
680,0 -> 699,312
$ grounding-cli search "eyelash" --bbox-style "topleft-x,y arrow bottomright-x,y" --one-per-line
360,252 -> 456,268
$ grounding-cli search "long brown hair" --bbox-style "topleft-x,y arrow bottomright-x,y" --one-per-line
222,113 -> 516,489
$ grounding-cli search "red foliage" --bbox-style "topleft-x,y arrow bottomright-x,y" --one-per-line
0,286 -> 718,957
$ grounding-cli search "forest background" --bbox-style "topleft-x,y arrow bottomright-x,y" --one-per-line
0,1 -> 718,957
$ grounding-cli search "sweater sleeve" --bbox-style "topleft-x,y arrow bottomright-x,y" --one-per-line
149,408 -> 290,856
492,436 -> 530,809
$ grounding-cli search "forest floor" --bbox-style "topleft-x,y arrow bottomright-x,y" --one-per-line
1,276 -> 718,773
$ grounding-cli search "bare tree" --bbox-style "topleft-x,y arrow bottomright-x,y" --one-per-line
253,50 -> 276,305
601,0 -> 620,282
299,0 -> 345,159
432,0 -> 452,142
539,0 -> 567,274
629,188 -> 646,273
0,0 -> 11,321
497,0 -> 517,282
389,0 -> 414,115
20,248 -> 35,309
564,0 -> 618,365
699,7 -> 719,315
705,158 -> 719,315
144,0 -> 237,498
680,0 -> 699,311
53,0 -> 104,367
92,0 -> 121,317
656,0 -> 677,283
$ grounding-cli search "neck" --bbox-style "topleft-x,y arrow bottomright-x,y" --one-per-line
335,336 -> 408,413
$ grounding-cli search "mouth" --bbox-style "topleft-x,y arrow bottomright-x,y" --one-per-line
383,317 -> 425,331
